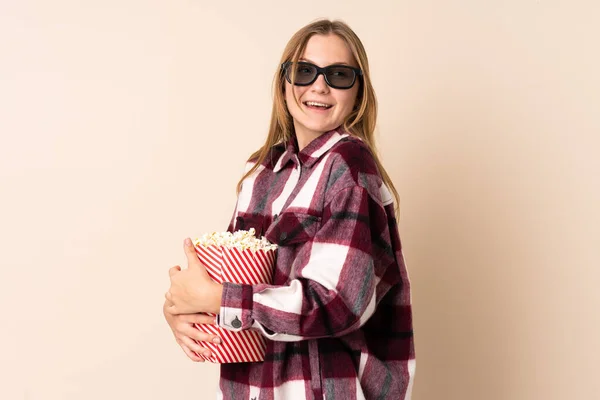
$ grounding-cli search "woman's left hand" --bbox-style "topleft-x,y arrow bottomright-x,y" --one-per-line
165,238 -> 223,315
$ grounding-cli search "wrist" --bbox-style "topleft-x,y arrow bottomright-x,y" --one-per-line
211,283 -> 223,314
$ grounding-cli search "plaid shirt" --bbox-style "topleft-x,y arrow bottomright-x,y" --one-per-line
217,129 -> 415,399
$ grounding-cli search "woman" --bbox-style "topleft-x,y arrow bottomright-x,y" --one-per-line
164,19 -> 415,399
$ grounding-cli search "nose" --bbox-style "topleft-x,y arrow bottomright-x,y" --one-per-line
310,73 -> 329,93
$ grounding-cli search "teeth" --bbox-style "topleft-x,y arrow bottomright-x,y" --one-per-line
305,101 -> 331,108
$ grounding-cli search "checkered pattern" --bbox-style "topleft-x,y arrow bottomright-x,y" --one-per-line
216,129 -> 415,399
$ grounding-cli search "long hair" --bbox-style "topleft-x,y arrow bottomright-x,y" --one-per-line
236,19 -> 401,219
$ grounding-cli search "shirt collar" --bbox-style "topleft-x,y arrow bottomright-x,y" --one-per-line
272,129 -> 350,173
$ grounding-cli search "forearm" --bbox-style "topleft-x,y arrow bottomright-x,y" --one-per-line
218,276 -> 378,341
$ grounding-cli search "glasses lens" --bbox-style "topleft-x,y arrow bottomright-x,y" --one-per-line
326,66 -> 355,88
287,62 -> 316,85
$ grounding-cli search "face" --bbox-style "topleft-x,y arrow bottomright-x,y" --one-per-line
284,34 -> 360,145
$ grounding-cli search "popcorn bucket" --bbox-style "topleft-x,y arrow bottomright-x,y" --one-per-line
191,229 -> 276,363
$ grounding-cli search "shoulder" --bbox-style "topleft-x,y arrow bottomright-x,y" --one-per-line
327,136 -> 381,184
330,136 -> 379,171
324,135 -> 385,202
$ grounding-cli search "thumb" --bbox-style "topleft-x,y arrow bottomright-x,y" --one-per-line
183,238 -> 201,267
169,265 -> 181,277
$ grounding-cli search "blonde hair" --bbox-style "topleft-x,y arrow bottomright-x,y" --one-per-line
236,19 -> 401,219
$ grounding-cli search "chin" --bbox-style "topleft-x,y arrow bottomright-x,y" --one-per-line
303,122 -> 337,134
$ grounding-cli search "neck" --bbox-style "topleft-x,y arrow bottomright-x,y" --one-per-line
295,129 -> 324,152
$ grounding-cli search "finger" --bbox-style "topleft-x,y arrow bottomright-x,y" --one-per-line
167,303 -> 192,315
176,339 -> 204,363
180,335 -> 213,359
166,304 -> 179,315
183,238 -> 202,268
184,313 -> 218,326
169,266 -> 181,277
181,323 -> 222,345
165,291 -> 172,302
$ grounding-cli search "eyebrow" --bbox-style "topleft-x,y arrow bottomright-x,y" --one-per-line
299,57 -> 351,66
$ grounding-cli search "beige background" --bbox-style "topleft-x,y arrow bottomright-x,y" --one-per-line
1,1 -> 598,399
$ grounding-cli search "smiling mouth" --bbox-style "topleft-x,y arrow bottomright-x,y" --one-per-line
303,101 -> 333,110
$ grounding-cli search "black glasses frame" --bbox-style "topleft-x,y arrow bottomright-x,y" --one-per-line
281,61 -> 363,90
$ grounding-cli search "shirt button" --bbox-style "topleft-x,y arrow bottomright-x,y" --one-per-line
231,316 -> 242,329
280,232 -> 287,241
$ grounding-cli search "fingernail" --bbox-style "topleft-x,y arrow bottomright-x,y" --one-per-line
185,238 -> 192,247
212,337 -> 221,344
203,350 -> 211,357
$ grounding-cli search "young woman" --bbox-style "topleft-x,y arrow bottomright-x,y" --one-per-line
164,19 -> 415,400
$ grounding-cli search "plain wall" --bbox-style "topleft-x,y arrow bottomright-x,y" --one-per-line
1,1 -> 598,399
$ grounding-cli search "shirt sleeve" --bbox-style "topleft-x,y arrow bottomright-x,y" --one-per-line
218,184 -> 396,341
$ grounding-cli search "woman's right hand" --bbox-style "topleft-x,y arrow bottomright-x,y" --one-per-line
163,300 -> 222,362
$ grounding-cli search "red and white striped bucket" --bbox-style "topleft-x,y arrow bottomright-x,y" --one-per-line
192,244 -> 276,363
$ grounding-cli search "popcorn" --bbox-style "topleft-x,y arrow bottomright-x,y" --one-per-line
193,228 -> 278,252
190,229 -> 277,363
